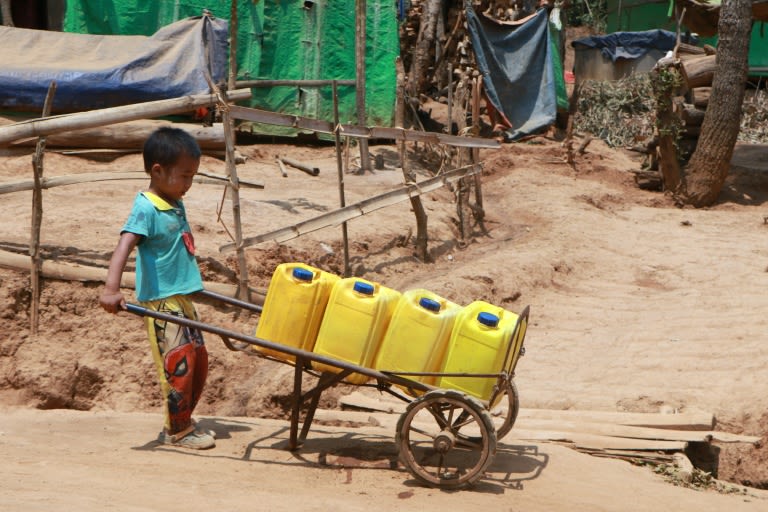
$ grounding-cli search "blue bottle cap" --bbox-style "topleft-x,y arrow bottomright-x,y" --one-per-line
477,312 -> 499,327
353,281 -> 375,295
292,267 -> 314,281
419,297 -> 441,312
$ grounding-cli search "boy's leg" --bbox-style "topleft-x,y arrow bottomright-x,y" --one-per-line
142,295 -> 209,437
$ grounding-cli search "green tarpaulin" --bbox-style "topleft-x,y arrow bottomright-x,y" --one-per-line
63,1 -> 399,135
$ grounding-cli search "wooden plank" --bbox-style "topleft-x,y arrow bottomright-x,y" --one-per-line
219,163 -> 481,253
338,391 -> 714,431
513,418 -> 760,444
313,408 -> 690,452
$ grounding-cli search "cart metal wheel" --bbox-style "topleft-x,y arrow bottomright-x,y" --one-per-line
395,389 -> 497,489
491,377 -> 520,441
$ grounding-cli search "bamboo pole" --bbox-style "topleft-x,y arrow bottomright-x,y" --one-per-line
236,79 -> 356,88
225,0 -> 250,302
0,89 -> 252,146
276,158 -> 288,177
355,0 -> 371,172
30,82 -> 56,334
332,80 -> 351,277
0,171 -> 262,195
280,157 -> 319,176
219,163 -> 482,253
0,249 -> 263,303
227,104 -> 500,149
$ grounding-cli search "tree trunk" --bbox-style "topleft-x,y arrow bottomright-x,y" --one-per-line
408,0 -> 442,97
679,0 -> 752,207
0,0 -> 13,26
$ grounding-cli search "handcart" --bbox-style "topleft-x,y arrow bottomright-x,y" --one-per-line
126,289 -> 530,490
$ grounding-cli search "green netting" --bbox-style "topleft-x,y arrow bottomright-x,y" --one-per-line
62,0 -> 398,135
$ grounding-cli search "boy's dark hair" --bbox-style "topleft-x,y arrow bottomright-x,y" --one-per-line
143,127 -> 202,172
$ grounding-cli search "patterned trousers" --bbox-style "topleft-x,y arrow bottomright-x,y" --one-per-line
141,295 -> 208,435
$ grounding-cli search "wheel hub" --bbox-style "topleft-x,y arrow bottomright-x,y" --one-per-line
433,430 -> 456,453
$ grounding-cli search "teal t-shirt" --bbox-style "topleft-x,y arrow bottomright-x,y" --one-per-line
122,192 -> 203,301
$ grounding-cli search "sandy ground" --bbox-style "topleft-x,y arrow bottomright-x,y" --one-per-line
2,131 -> 768,509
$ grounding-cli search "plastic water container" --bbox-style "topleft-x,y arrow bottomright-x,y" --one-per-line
373,289 -> 461,393
254,263 -> 339,362
312,277 -> 401,384
436,301 -> 520,402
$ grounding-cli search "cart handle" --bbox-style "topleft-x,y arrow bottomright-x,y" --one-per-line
124,302 -> 432,393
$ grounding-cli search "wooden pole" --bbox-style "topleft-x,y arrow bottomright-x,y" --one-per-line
471,75 -> 486,232
224,0 -> 250,301
30,81 -> 56,334
0,89 -> 251,147
219,163 -> 482,252
447,64 -> 453,135
280,157 -> 319,176
355,0 -> 370,172
396,58 -> 429,262
276,158 -> 288,177
332,80 -> 351,277
0,249 -> 263,303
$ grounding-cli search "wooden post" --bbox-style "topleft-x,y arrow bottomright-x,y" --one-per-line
332,81 -> 351,277
395,58 -> 429,262
447,64 -> 453,135
471,75 -> 486,232
355,0 -> 370,172
224,0 -> 250,301
30,81 -> 56,334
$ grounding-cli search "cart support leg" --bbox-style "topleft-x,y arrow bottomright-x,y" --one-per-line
289,357 -> 305,451
298,370 -> 354,444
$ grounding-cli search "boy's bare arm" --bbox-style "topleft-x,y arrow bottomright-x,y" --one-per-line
100,232 -> 142,314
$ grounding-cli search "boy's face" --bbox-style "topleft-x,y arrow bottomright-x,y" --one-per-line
149,153 -> 200,203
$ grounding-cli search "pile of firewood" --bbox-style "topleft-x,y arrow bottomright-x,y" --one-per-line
633,42 -> 717,191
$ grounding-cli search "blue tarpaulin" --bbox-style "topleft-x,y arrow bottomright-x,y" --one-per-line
0,16 -> 228,113
466,8 -> 558,141
571,29 -> 693,62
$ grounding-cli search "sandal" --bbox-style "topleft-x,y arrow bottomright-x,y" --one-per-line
158,425 -> 215,450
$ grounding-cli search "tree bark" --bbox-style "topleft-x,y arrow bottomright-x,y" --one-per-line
408,0 -> 442,97
680,0 -> 751,207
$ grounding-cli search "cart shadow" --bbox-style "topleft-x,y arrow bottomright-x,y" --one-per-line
132,420 -> 549,493
479,442 -> 549,491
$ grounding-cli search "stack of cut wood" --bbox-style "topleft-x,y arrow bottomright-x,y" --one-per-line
322,391 -> 760,468
676,42 -> 717,141
633,42 -> 717,190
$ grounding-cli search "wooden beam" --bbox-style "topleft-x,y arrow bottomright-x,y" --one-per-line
219,163 -> 482,253
0,89 -> 252,147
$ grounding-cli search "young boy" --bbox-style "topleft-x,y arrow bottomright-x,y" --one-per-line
100,127 -> 214,450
